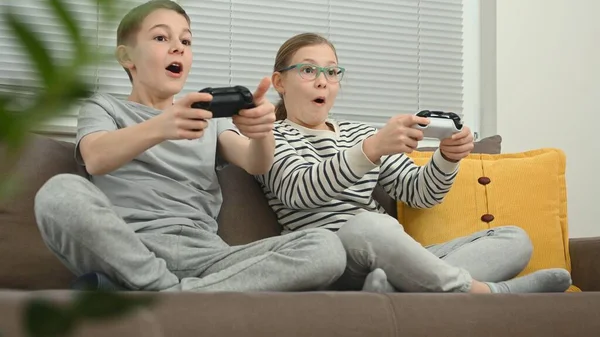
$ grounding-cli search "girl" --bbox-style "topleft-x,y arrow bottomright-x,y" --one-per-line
254,32 -> 572,293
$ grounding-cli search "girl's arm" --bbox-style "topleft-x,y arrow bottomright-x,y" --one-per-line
255,131 -> 378,210
377,149 -> 459,208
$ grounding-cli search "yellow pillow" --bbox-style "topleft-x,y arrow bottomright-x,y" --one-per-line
397,148 -> 579,292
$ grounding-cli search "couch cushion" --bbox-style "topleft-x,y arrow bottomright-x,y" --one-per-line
397,148 -> 577,291
3,290 -> 600,337
0,135 -> 86,289
0,290 -> 400,337
217,165 -> 281,245
385,292 -> 600,337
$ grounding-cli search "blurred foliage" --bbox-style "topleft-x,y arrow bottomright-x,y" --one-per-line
0,0 -> 118,198
24,291 -> 155,337
0,1 -> 156,336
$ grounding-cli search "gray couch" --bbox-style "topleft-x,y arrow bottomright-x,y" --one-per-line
1,134 -> 600,337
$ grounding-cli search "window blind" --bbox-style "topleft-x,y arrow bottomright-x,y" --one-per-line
0,0 -> 465,134
179,0 -> 465,127
0,0 -> 132,135
0,0 -> 98,92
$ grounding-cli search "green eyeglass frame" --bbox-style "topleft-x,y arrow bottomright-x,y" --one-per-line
277,63 -> 345,82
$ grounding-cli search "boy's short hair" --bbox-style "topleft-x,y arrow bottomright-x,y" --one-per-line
116,0 -> 190,82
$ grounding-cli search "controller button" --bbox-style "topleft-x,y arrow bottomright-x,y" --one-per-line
477,177 -> 491,185
480,214 -> 495,223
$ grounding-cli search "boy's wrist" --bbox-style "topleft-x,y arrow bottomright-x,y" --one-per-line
246,133 -> 276,174
143,116 -> 168,143
245,129 -> 274,140
248,132 -> 275,149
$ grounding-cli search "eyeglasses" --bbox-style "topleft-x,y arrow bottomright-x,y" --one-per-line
277,63 -> 345,83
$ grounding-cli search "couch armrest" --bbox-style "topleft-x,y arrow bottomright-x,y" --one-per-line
569,237 -> 600,291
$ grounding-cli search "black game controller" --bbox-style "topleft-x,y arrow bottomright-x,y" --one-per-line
191,85 -> 256,118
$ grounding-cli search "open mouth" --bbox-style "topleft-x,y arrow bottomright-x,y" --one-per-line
166,62 -> 183,74
313,96 -> 326,105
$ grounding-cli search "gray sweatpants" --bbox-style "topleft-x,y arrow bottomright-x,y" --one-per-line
333,212 -> 533,292
34,174 -> 346,292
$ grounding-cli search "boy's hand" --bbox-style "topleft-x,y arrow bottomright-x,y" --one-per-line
156,92 -> 214,140
439,126 -> 474,162
232,77 -> 276,139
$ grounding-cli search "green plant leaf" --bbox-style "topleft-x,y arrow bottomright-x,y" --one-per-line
0,0 -> 118,192
24,299 -> 75,337
0,113 -> 28,146
0,172 -> 21,202
0,96 -> 11,143
48,0 -> 87,60
26,77 -> 92,120
2,10 -> 55,88
70,291 -> 155,320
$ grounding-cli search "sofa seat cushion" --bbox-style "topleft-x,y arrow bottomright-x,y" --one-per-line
397,148 -> 578,291
0,136 -> 87,289
3,290 -> 600,337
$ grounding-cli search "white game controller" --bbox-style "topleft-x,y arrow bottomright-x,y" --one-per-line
413,110 -> 463,140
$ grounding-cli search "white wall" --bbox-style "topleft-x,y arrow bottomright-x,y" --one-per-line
491,0 -> 600,237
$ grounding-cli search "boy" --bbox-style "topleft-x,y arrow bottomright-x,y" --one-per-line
33,0 -> 345,292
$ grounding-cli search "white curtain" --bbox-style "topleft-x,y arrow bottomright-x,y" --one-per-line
0,0 -> 464,134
